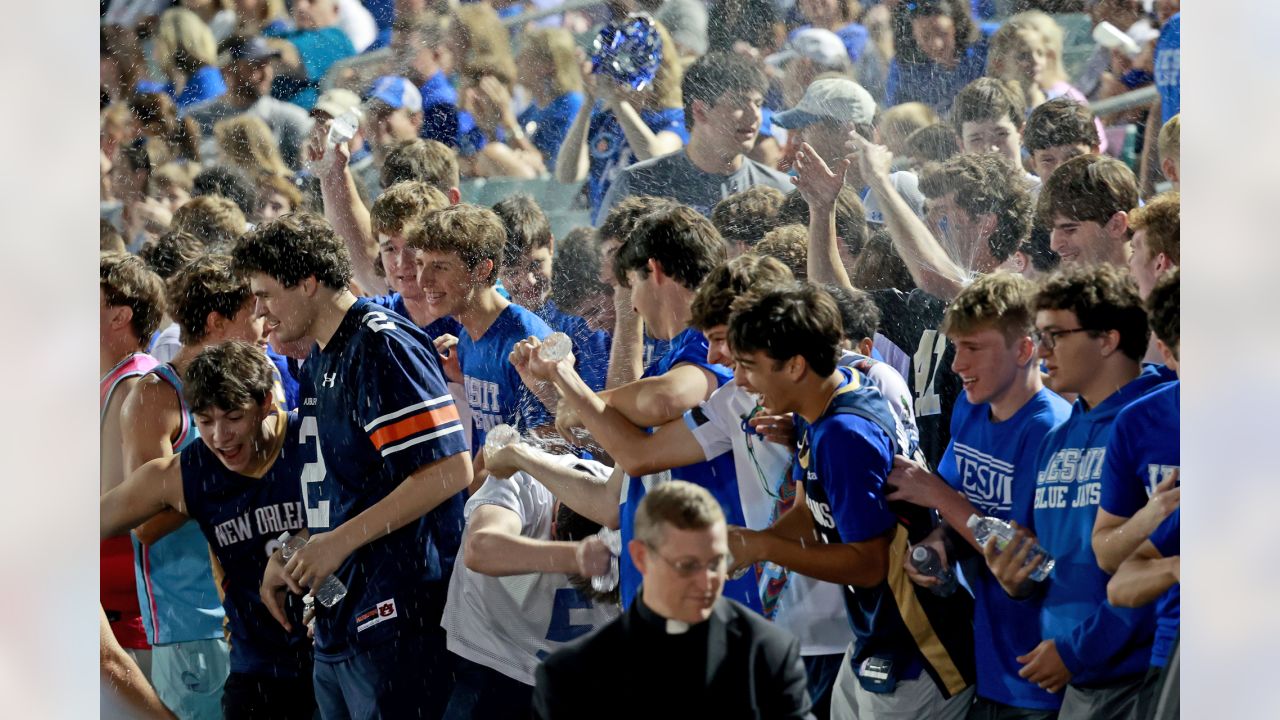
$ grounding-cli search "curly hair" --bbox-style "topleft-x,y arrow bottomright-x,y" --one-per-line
1037,153 -> 1137,227
712,186 -> 785,250
183,340 -> 278,414
1146,267 -> 1178,358
942,271 -> 1037,343
754,224 -> 809,280
598,195 -> 676,244
1128,191 -> 1179,265
405,204 -> 507,285
920,152 -> 1033,262
1024,97 -> 1099,153
167,255 -> 253,345
101,252 -> 167,346
231,212 -> 353,289
1034,263 -> 1149,362
613,205 -> 728,289
690,254 -> 793,330
172,194 -> 248,250
822,283 -> 882,344
141,230 -> 205,280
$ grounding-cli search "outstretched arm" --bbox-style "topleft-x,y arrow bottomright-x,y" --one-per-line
311,126 -> 384,296
101,455 -> 186,540
794,142 -> 856,291
485,442 -> 622,528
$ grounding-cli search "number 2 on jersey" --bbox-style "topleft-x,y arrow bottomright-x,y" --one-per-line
300,414 -> 331,528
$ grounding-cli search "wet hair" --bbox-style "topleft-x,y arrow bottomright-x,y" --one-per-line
777,187 -> 869,258
170,195 -> 248,251
213,114 -> 290,179
380,138 -> 461,193
681,51 -> 768,131
553,498 -> 620,605
406,204 -> 507,285
101,252 -> 167,346
920,152 -> 1034,262
1037,153 -> 1138,227
851,228 -> 917,291
370,181 -> 451,238
231,212 -> 353,289
167,254 -> 253,345
551,227 -> 611,313
754,224 -> 809,280
598,195 -> 676,244
690,254 -> 793,330
1146,267 -> 1178,359
942,271 -> 1037,343
711,186 -> 786,250
183,340 -> 277,414
1024,97 -> 1100,153
140,230 -> 205,279
492,193 -> 553,270
728,281 -> 844,377
904,124 -> 961,165
193,165 -> 258,217
613,205 -> 729,289
1034,263 -> 1150,362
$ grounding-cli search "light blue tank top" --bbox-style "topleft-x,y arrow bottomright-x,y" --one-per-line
132,363 -> 226,645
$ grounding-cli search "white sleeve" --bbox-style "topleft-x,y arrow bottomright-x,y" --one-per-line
336,0 -> 378,52
683,399 -> 732,462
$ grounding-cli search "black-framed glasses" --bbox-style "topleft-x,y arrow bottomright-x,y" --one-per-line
1032,327 -> 1093,350
644,544 -> 727,577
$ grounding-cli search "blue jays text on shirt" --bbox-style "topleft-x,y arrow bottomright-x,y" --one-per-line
211,501 -> 306,549
955,442 -> 1014,516
1036,447 -> 1104,510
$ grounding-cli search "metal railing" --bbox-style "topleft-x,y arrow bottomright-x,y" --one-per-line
1089,85 -> 1159,117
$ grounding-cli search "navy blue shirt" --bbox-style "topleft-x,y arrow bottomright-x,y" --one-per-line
181,412 -> 311,677
887,40 -> 989,113
369,292 -> 464,343
299,298 -> 470,660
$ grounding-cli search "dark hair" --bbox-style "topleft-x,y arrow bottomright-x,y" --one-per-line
551,227 -> 610,312
728,282 -> 844,377
613,205 -> 728,289
1037,153 -> 1138,227
380,138 -> 460,192
1024,97 -> 1100,153
1146,266 -> 1178,359
231,212 -> 353,289
777,186 -> 869,258
406,204 -> 507,284
141,230 -> 205,279
553,499 -> 619,605
905,124 -> 961,165
193,165 -> 258,217
492,193 -> 553,270
851,228 -> 916,291
182,340 -> 277,413
690,254 -> 793,330
127,92 -> 201,163
597,194 -> 675,243
101,252 -> 167,346
901,0 -> 980,59
952,77 -> 1026,134
711,186 -> 786,249
681,51 -> 768,131
822,283 -> 881,344
920,153 -> 1033,262
167,255 -> 253,345
754,224 -> 809,280
1034,263 -> 1149,362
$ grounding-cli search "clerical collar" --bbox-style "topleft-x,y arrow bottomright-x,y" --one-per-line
635,592 -> 693,635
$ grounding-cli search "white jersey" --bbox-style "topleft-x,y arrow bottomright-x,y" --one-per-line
442,457 -> 621,685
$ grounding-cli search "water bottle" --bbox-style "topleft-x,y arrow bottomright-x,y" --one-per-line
909,545 -> 957,596
278,532 -> 349,607
483,423 -> 522,474
326,107 -> 363,148
967,514 -> 1056,582
592,527 -> 621,592
538,332 -> 573,363
726,548 -> 752,581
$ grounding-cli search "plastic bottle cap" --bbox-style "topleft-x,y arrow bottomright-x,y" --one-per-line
965,514 -> 982,530
911,545 -> 929,562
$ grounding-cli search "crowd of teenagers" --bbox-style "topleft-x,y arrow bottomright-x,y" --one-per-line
99,0 -> 1181,718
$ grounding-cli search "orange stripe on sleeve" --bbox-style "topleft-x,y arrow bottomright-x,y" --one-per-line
369,404 -> 461,449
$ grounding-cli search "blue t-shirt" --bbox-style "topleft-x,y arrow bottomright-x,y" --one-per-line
1027,365 -> 1174,687
1155,13 -> 1180,124
299,298 -> 470,660
1147,509 -> 1180,668
458,303 -> 554,446
517,91 -> 585,173
175,65 -> 226,111
1100,381 -> 1180,518
536,300 -> 610,393
616,327 -> 758,612
886,40 -> 989,113
369,292 -> 464,343
419,70 -> 486,153
940,389 -> 1070,711
266,26 -> 356,110
587,104 -> 688,223
181,412 -> 311,677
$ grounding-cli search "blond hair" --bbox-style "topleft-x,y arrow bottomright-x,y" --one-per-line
214,115 -> 290,179
990,12 -> 1069,87
154,7 -> 218,76
1158,113 -> 1180,166
519,27 -> 584,96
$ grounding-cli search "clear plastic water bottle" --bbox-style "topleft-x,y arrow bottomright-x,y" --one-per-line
726,548 -> 752,581
592,527 -> 621,592
326,108 -> 363,148
909,545 -> 957,596
538,332 -> 573,363
967,514 -> 1056,581
278,532 -> 349,607
483,423 -> 521,473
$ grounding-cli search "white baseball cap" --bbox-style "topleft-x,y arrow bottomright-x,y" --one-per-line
772,78 -> 877,129
765,28 -> 850,69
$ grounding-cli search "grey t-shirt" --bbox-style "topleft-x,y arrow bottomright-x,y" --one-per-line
598,149 -> 794,222
189,95 -> 315,170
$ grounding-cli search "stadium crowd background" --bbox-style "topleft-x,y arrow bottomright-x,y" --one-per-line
94,1 -> 1188,719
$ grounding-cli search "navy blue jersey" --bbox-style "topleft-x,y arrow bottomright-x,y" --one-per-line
795,367 -> 976,698
299,297 -> 470,661
458,303 -> 553,446
368,292 -> 464,342
536,300 -> 611,393
181,411 -> 311,677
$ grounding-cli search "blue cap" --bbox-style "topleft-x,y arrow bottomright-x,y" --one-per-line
367,76 -> 423,113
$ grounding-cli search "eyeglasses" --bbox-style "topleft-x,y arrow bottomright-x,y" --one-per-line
1031,327 -> 1093,350
644,544 -> 727,578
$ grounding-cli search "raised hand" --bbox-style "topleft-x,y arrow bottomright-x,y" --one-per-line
792,141 -> 850,210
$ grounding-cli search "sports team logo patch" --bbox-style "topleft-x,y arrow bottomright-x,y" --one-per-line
356,598 -> 398,632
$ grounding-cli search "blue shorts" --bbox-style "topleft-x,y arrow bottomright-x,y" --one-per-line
314,628 -> 454,720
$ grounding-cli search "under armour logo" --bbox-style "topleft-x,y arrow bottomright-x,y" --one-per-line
322,373 -> 337,388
